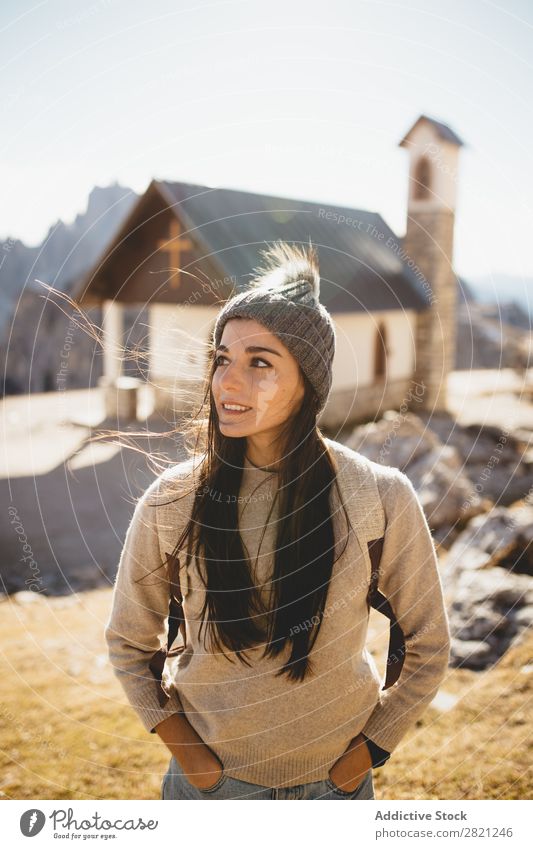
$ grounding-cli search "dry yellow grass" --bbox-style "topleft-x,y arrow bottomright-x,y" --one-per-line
0,588 -> 531,800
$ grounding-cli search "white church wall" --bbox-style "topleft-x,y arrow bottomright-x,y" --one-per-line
147,303 -> 419,422
149,304 -> 218,380
149,304 -> 218,412
332,310 -> 417,390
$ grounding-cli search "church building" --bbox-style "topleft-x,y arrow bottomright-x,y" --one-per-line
74,114 -> 465,429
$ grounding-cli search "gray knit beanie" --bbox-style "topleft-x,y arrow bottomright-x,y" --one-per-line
212,242 -> 335,413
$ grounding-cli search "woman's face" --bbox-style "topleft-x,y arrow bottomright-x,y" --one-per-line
211,318 -> 305,440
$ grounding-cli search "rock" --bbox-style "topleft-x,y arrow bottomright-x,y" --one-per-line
345,412 -> 533,671
430,690 -> 460,712
67,661 -> 83,677
450,638 -> 495,669
346,412 -> 484,530
508,606 -> 533,628
404,445 -> 484,528
452,604 -> 508,641
465,464 -> 533,507
345,411 -> 440,469
446,421 -> 522,465
346,410 -> 488,528
412,412 -> 533,505
445,566 -> 533,669
11,590 -> 47,604
46,595 -> 79,608
443,505 -> 533,584
433,523 -> 463,550
449,566 -> 533,608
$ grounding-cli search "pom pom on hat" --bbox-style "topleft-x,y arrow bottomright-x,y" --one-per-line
248,240 -> 321,300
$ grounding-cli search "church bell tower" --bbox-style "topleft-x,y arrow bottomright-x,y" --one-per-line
399,114 -> 465,411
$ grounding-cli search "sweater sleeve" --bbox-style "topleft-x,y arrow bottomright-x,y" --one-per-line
360,468 -> 451,754
104,472 -> 185,734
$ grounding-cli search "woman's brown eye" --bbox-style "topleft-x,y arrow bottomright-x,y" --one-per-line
215,356 -> 271,368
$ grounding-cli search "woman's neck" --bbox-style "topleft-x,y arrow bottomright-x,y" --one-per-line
245,438 -> 282,473
245,454 -> 279,473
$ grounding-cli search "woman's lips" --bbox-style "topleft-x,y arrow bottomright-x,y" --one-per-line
219,403 -> 252,418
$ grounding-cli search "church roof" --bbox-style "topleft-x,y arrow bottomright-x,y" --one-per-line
151,179 -> 430,314
399,114 -> 465,148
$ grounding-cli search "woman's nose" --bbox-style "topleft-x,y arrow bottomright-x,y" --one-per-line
219,361 -> 244,390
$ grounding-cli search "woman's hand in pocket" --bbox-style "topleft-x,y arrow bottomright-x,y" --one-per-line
180,745 -> 224,790
328,733 -> 373,793
154,712 -> 224,790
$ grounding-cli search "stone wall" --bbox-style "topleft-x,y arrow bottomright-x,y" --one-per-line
403,209 -> 457,411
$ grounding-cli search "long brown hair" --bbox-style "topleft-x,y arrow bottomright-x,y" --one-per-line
163,370 -> 351,683
40,241 -> 351,683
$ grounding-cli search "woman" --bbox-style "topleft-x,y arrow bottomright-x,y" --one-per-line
105,241 -> 451,800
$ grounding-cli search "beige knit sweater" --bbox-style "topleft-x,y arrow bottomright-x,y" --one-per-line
104,438 -> 451,788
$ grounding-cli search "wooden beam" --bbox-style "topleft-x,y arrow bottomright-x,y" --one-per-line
156,218 -> 193,289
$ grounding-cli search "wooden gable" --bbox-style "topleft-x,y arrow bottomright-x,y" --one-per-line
77,182 -> 233,307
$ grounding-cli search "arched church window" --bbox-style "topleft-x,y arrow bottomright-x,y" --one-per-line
413,156 -> 432,200
374,321 -> 387,379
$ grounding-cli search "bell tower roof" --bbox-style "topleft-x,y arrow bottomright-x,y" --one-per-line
399,114 -> 465,149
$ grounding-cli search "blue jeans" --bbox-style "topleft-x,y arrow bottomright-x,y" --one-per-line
161,754 -> 375,799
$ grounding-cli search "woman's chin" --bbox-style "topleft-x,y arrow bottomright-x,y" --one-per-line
218,421 -> 251,436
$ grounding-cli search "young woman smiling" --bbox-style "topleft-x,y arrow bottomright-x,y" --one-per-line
105,241 -> 451,800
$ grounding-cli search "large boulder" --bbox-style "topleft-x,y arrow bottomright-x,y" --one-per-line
417,412 -> 533,506
443,503 -> 533,584
444,554 -> 533,670
345,411 -> 485,532
405,445 -> 484,530
345,410 -> 440,469
344,410 -> 533,670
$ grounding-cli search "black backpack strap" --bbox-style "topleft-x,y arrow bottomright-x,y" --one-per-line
148,551 -> 187,703
167,551 -> 187,652
367,536 -> 406,690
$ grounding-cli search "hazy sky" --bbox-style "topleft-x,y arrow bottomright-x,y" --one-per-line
1,0 -> 532,281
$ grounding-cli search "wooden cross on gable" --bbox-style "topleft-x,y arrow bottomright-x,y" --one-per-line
156,217 -> 193,289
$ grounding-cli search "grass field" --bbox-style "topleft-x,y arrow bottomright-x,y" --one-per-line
0,588 -> 531,800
